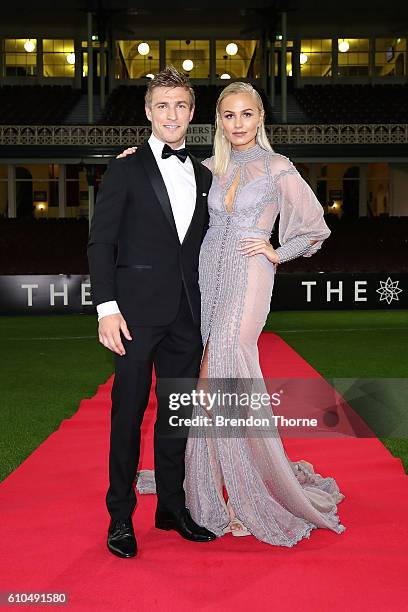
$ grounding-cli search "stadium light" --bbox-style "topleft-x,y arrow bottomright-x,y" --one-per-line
226,43 -> 238,56
182,59 -> 194,71
24,40 -> 35,53
66,53 -> 75,65
138,42 -> 150,56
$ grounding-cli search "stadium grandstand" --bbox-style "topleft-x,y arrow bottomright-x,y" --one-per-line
0,1 -> 407,278
1,2 -> 408,609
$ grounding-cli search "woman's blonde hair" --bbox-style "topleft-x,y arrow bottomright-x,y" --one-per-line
213,81 -> 273,176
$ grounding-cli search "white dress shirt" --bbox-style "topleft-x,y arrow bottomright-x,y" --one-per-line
96,132 -> 197,320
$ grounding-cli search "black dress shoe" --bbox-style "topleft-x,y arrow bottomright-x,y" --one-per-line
107,517 -> 137,558
155,507 -> 216,542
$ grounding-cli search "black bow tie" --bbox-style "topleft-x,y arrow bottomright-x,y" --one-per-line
161,143 -> 188,163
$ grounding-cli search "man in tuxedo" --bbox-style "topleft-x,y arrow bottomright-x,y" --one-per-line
87,66 -> 216,558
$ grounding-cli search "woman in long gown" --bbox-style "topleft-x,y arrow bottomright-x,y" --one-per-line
183,82 -> 346,546
119,81 -> 346,547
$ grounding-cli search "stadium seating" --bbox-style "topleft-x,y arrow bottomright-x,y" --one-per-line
99,84 -> 274,125
2,82 -> 406,126
292,83 -> 408,124
272,215 -> 408,272
99,83 -> 408,125
0,217 -> 406,274
0,219 -> 89,274
0,85 -> 81,125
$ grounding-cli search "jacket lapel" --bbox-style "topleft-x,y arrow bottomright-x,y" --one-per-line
138,142 -> 178,238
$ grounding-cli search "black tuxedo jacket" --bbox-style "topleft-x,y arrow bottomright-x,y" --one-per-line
87,141 -> 212,326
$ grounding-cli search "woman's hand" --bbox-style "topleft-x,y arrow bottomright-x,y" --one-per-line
238,238 -> 280,265
116,146 -> 137,158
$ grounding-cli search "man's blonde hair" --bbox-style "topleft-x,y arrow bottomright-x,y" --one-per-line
145,65 -> 195,108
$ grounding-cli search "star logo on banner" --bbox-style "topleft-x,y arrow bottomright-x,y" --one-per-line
376,277 -> 403,305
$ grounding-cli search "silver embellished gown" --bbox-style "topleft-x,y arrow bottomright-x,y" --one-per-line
184,144 -> 346,546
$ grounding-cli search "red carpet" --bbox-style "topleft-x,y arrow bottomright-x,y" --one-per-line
1,332 -> 407,611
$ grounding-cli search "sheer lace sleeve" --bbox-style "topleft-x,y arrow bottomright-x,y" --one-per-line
272,156 -> 331,259
201,156 -> 215,173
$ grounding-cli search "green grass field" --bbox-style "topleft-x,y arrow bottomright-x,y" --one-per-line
0,310 -> 407,482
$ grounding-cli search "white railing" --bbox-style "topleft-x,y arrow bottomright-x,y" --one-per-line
0,123 -> 408,146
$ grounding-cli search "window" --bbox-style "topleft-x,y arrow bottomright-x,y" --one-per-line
81,41 -> 108,78
216,40 -> 260,79
43,40 -> 75,77
300,39 -> 332,77
5,39 -> 37,76
166,40 -> 209,79
337,38 -> 369,76
115,40 -> 159,79
12,164 -> 58,219
0,166 -> 7,216
367,163 -> 390,216
375,38 -> 406,77
274,40 -> 294,76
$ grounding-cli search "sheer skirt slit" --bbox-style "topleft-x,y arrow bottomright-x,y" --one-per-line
197,337 -> 245,530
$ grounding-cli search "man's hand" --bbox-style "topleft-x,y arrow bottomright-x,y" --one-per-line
117,147 -> 137,158
98,313 -> 132,356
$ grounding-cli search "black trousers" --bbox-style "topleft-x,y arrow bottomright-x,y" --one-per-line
106,287 -> 203,520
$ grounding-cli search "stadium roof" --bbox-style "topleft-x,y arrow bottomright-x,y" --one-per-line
1,1 -> 408,36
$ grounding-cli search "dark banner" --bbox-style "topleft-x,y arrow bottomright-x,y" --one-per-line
0,275 -> 93,315
0,273 -> 406,315
271,272 -> 407,310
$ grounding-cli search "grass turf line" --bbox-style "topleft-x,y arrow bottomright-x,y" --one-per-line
0,310 -> 407,481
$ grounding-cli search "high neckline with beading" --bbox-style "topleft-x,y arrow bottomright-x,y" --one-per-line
230,143 -> 266,163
